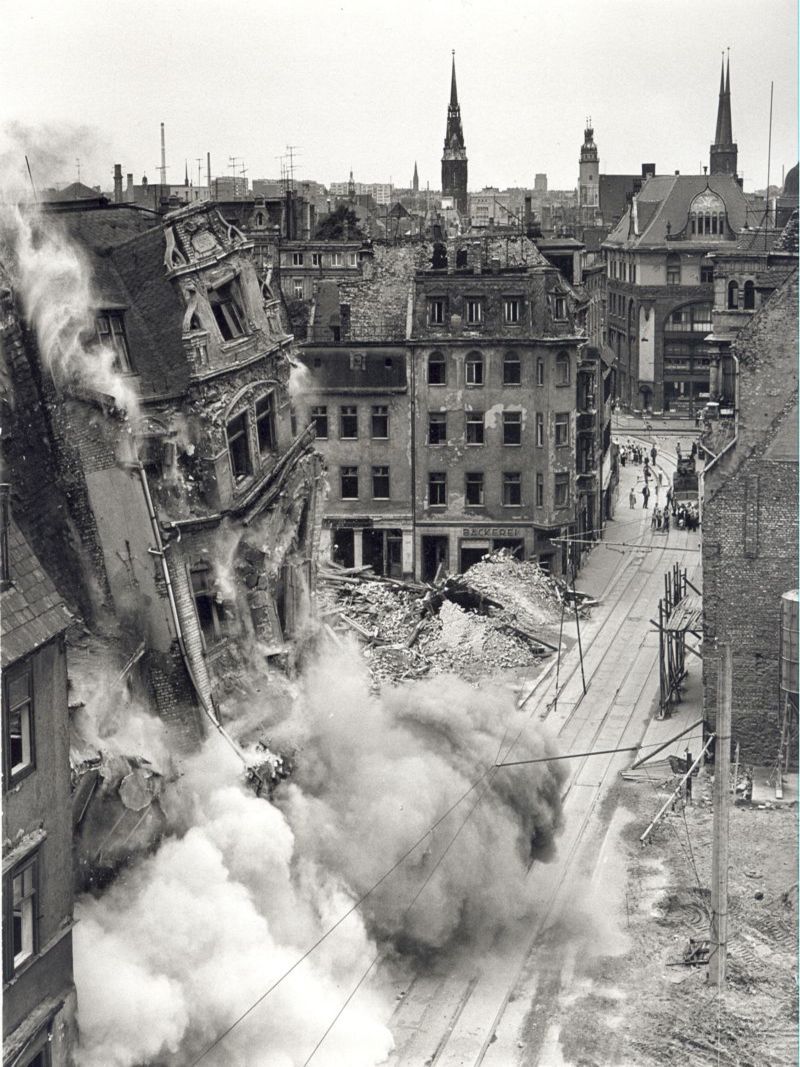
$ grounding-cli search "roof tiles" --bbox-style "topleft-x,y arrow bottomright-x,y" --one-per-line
1,521 -> 71,667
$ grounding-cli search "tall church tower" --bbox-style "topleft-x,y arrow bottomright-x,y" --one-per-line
579,121 -> 599,209
412,161 -> 419,193
441,52 -> 468,215
710,53 -> 738,176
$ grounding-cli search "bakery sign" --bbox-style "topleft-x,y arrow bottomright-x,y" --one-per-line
462,527 -> 523,537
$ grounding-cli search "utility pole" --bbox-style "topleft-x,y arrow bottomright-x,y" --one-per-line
709,642 -> 732,987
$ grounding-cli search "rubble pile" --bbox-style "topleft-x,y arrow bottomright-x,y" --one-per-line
317,550 -> 578,686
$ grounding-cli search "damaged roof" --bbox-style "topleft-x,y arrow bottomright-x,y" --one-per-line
2,519 -> 72,666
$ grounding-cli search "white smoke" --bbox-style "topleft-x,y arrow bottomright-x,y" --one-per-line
0,202 -> 140,416
73,644 -> 564,1065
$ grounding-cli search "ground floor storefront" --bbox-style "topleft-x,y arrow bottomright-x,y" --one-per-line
415,522 -> 572,582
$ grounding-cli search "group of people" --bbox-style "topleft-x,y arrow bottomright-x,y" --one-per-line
619,440 -> 657,468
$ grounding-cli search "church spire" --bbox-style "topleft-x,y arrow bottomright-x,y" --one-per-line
450,50 -> 459,108
710,51 -> 737,176
441,50 -> 468,214
412,161 -> 419,193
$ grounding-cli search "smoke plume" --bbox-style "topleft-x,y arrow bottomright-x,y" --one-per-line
73,643 -> 564,1065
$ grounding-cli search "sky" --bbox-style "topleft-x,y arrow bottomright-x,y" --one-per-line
1,0 -> 797,195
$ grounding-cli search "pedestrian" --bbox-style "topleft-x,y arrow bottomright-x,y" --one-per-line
691,442 -> 697,459
666,486 -> 673,508
676,442 -> 682,459
657,469 -> 663,488
642,484 -> 650,509
651,505 -> 660,530
620,448 -> 627,467
651,445 -> 657,465
629,487 -> 636,509
663,508 -> 670,533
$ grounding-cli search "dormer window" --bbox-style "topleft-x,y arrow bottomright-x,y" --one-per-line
209,281 -> 245,341
96,311 -> 132,372
688,189 -> 727,238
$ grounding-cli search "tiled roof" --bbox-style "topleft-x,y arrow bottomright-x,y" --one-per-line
1,520 -> 71,666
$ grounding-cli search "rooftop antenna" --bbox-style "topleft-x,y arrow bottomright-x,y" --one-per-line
228,156 -> 240,198
159,122 -> 167,184
196,157 -> 202,188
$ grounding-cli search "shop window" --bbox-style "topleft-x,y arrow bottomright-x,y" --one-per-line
503,352 -> 521,385
429,412 -> 447,445
371,405 -> 389,439
743,280 -> 755,310
4,855 -> 38,978
429,471 -> 447,507
502,411 -> 522,445
556,351 -> 570,385
209,282 -> 245,341
503,472 -> 522,507
372,466 -> 390,499
428,351 -> 446,385
339,405 -> 358,439
226,411 -> 251,480
96,311 -> 132,372
554,473 -> 570,507
466,412 -> 485,445
3,661 -> 34,784
465,352 -> 484,385
255,393 -> 275,453
311,405 -> 328,439
340,466 -> 359,499
727,281 -> 739,309
555,412 -> 570,447
190,563 -> 232,647
465,472 -> 484,506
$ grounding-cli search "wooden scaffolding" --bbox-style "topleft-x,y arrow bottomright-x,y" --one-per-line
656,564 -> 702,719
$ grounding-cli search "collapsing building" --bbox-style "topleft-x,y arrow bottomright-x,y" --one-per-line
1,197 -> 323,751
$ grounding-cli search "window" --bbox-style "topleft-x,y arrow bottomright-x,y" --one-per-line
292,252 -> 304,266
556,351 -> 570,385
536,472 -> 544,507
331,252 -> 343,267
701,264 -> 714,284
503,472 -> 522,507
96,311 -> 132,372
209,282 -> 246,341
311,253 -> 322,267
293,279 -> 304,299
466,298 -> 483,325
503,352 -> 521,385
429,412 -> 447,444
465,352 -> 484,385
428,351 -> 446,385
226,411 -> 251,480
465,472 -> 484,506
372,466 -> 390,499
554,296 -> 567,319
429,298 -> 446,325
371,405 -> 389,439
743,280 -> 755,310
349,351 -> 365,370
3,661 -> 34,783
348,252 -> 358,267
503,411 -> 522,445
536,412 -> 544,447
191,563 -> 232,646
727,281 -> 739,309
536,357 -> 545,386
555,412 -> 570,447
340,405 -> 358,439
504,298 -> 521,324
255,393 -> 275,453
311,405 -> 328,439
666,254 -> 681,285
554,473 -> 570,507
5,856 -> 38,977
340,466 -> 359,498
466,411 -> 485,445
429,471 -> 447,507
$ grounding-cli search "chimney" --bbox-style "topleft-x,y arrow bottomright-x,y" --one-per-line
113,164 -> 123,204
0,484 -> 10,591
126,173 -> 134,200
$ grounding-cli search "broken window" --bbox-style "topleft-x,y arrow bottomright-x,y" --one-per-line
209,281 -> 245,341
428,351 -> 446,385
429,412 -> 447,445
371,405 -> 389,439
555,412 -> 570,447
465,352 -> 484,386
503,472 -> 522,507
466,411 -> 485,445
5,855 -> 38,978
340,466 -> 359,499
372,466 -> 390,499
339,405 -> 358,439
190,564 -> 232,647
255,393 -> 275,453
96,311 -> 132,372
429,471 -> 447,507
554,473 -> 570,507
465,472 -> 484,506
503,352 -> 521,385
226,411 -> 252,481
503,411 -> 522,446
311,405 -> 328,439
3,661 -> 34,783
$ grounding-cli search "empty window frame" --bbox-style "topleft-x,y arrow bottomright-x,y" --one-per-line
428,412 -> 447,445
465,352 -> 484,385
503,351 -> 521,384
503,411 -> 522,445
371,405 -> 389,439
3,660 -> 34,783
554,412 -> 570,447
255,393 -> 275,453
190,563 -> 231,646
503,472 -> 522,507
465,472 -> 485,506
340,466 -> 359,499
209,282 -> 246,341
465,411 -> 485,445
428,351 -> 446,385
554,473 -> 570,507
429,471 -> 447,506
95,311 -> 132,372
372,466 -> 390,499
311,405 -> 328,439
339,405 -> 358,439
226,411 -> 251,480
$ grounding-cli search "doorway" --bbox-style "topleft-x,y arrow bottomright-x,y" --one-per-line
421,535 -> 449,583
459,541 -> 489,573
332,528 -> 354,568
362,529 -> 403,578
